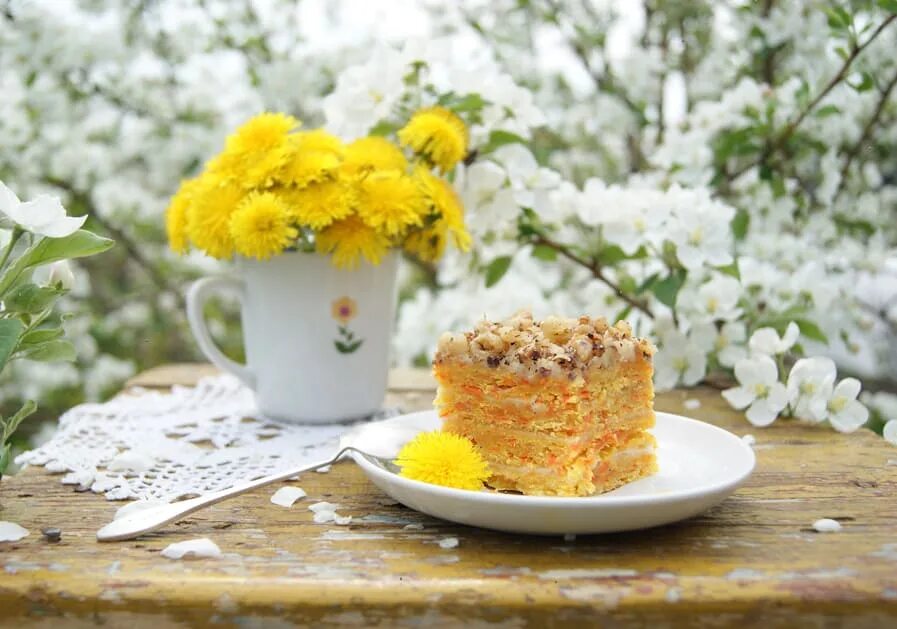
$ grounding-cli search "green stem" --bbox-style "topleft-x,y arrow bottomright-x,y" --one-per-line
0,227 -> 23,272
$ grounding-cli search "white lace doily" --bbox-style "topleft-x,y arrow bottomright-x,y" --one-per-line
16,374 -> 397,501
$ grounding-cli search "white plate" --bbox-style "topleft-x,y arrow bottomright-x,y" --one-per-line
345,410 -> 755,535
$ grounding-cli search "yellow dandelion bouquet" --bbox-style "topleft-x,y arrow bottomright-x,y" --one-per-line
165,107 -> 472,268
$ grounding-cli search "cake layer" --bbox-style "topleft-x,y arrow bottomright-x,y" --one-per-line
486,432 -> 657,496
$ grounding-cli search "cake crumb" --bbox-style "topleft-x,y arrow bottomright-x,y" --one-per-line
812,518 -> 842,533
683,398 -> 701,410
438,537 -> 459,549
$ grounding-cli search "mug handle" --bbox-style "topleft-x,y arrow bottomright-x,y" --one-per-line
186,276 -> 255,388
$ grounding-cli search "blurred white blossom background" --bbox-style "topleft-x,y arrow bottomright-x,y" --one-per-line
2,0 -> 897,444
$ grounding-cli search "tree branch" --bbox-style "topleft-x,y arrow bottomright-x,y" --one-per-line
835,67 -> 897,198
531,235 -> 654,319
725,13 -> 896,184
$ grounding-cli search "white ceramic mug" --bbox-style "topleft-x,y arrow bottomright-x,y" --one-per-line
187,251 -> 399,423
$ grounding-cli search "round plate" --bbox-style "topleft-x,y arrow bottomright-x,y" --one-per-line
345,410 -> 755,535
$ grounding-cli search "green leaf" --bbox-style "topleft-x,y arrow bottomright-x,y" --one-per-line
481,129 -> 528,153
20,327 -> 64,346
19,339 -> 77,362
449,93 -> 487,113
484,256 -> 512,288
0,443 -> 9,476
368,120 -> 398,137
795,319 -> 829,343
814,104 -> 841,118
717,261 -> 741,280
26,229 -> 115,267
825,6 -> 852,29
1,400 -> 37,443
595,245 -> 630,266
4,283 -> 64,314
531,244 -> 557,261
878,0 -> 897,12
0,319 -> 25,372
849,71 -> 875,92
732,209 -> 750,240
334,339 -> 363,354
651,271 -> 686,308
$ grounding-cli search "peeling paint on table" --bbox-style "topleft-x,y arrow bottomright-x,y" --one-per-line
1,364 -> 896,627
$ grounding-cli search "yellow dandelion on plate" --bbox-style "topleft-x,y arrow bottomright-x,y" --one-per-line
165,177 -> 201,254
213,112 -> 300,189
278,129 -> 344,188
395,431 -> 490,491
229,191 -> 298,260
288,178 -> 355,229
356,171 -> 426,238
415,168 -> 472,252
398,106 -> 468,173
186,175 -> 245,259
315,214 -> 390,269
340,136 -> 408,179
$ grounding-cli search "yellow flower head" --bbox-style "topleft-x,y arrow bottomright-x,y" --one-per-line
331,296 -> 357,324
414,168 -> 472,252
398,106 -> 468,173
229,191 -> 298,260
403,221 -> 447,262
186,175 -> 246,259
341,136 -> 408,179
315,214 -> 390,269
288,178 -> 356,230
356,171 -> 426,238
395,431 -> 490,491
165,177 -> 201,254
279,129 -> 345,188
212,112 -> 300,189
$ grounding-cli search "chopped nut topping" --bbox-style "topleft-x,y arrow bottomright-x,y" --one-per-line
434,310 -> 655,377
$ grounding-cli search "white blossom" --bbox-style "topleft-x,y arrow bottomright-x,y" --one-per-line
722,356 -> 789,427
884,420 -> 897,446
826,378 -> 869,434
749,322 -> 799,356
654,330 -> 707,391
0,181 -> 85,238
787,357 -> 836,423
715,322 -> 748,368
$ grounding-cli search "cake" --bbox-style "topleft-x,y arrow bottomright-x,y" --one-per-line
433,311 -> 657,496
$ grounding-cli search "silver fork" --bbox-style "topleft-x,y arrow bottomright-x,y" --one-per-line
95,446 -> 396,542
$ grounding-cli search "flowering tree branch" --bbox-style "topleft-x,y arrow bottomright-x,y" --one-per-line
836,67 -> 897,198
530,235 -> 654,319
726,13 -> 897,184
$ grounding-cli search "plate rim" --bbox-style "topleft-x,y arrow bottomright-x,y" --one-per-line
350,410 -> 756,507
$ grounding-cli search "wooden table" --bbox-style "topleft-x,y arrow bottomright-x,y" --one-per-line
1,364 -> 895,627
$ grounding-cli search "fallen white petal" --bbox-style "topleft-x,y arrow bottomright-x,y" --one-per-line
270,486 -> 306,508
683,398 -> 701,410
160,538 -> 221,559
334,514 -> 353,525
812,518 -> 842,533
438,537 -> 459,549
114,499 -> 169,521
308,501 -> 338,513
107,450 -> 154,474
313,511 -> 336,524
0,521 -> 29,542
742,434 -> 756,446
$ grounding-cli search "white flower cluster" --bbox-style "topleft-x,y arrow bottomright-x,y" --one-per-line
720,322 -> 868,430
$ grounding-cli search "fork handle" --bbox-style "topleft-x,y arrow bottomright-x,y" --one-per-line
96,455 -> 339,542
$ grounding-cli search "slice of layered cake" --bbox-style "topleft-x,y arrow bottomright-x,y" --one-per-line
433,311 -> 656,496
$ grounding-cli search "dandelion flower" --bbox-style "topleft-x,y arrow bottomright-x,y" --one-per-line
356,171 -> 426,237
279,129 -> 345,188
212,112 -> 299,189
395,431 -> 489,491
185,175 -> 245,259
398,107 -> 468,172
415,168 -> 471,252
403,221 -> 448,262
229,191 -> 298,260
315,214 -> 390,269
165,177 -> 201,254
341,136 -> 408,178
288,178 -> 355,229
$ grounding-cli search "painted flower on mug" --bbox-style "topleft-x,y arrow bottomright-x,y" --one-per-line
332,296 -> 363,354
331,296 -> 357,324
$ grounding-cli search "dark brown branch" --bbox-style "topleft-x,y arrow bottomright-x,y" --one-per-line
725,13 -> 896,184
836,68 -> 897,197
531,235 -> 654,319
